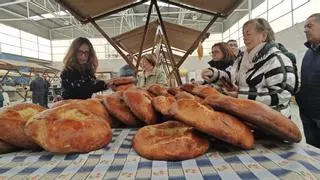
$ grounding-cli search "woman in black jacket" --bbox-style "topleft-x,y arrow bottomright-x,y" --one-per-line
208,42 -> 236,70
60,37 -> 108,99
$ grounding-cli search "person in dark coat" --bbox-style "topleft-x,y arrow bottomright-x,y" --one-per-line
296,13 -> 320,148
30,74 -> 45,106
43,75 -> 50,108
60,37 -> 109,100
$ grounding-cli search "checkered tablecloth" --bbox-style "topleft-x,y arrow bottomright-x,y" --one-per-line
0,129 -> 320,180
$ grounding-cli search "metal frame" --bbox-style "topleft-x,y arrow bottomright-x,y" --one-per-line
52,0 -> 229,86
153,0 -> 182,85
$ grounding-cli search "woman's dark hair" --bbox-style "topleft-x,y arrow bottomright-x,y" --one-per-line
63,37 -> 98,76
212,42 -> 236,63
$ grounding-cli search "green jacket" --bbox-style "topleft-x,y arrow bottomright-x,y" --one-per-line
137,67 -> 168,88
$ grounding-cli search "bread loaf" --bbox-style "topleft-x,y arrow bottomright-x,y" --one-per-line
168,99 -> 254,149
25,103 -> 112,153
133,121 -> 209,160
204,95 -> 302,143
104,93 -> 141,126
0,103 -> 45,149
123,90 -> 157,125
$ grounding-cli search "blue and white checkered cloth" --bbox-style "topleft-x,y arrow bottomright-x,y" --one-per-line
0,129 -> 320,180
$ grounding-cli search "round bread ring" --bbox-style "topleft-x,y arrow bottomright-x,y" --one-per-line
191,85 -> 220,98
51,99 -> 81,109
103,93 -> 141,126
151,96 -> 176,116
113,83 -> 136,92
123,90 -> 157,125
77,99 -> 112,125
167,87 -> 183,96
204,95 -> 302,143
175,91 -> 203,103
147,84 -> 172,97
52,99 -> 113,126
0,140 -> 19,154
133,121 -> 209,160
110,76 -> 136,85
0,103 -> 45,149
25,103 -> 112,153
169,99 -> 254,149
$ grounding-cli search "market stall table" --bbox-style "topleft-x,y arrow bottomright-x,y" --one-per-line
0,129 -> 319,180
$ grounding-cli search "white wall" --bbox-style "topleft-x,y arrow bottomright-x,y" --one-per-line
275,21 -> 308,72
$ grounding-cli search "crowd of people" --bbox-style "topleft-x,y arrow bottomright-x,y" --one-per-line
52,14 -> 320,148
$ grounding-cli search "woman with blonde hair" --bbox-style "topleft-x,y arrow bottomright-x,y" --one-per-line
60,37 -> 109,99
202,18 -> 297,118
137,54 -> 168,87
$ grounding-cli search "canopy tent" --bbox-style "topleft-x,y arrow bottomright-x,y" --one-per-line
112,20 -> 210,55
55,0 -> 244,86
55,0 -> 242,22
0,59 -> 60,101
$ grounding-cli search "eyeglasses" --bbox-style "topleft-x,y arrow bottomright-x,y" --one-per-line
209,50 -> 221,55
228,43 -> 238,47
77,50 -> 89,57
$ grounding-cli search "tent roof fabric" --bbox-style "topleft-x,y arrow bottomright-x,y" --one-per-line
55,0 -> 138,22
55,0 -> 243,22
165,0 -> 243,16
0,59 -> 58,74
112,20 -> 209,54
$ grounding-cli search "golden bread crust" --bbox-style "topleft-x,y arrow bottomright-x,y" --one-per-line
25,103 -> 112,153
133,121 -> 209,160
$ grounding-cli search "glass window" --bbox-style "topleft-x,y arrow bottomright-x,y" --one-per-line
52,40 -> 72,47
293,0 -> 309,9
21,39 -> 38,51
252,1 -> 267,18
39,53 -> 51,61
52,54 -> 65,61
38,37 -> 50,46
268,0 -> 283,9
268,0 -> 291,22
210,33 -> 222,41
229,31 -> 238,41
258,12 -> 268,20
96,52 -> 105,59
1,44 -> 21,55
270,13 -> 292,33
230,23 -> 238,34
52,46 -> 68,54
0,33 -> 20,46
22,48 -> 38,58
222,29 -> 229,39
238,14 -> 249,29
293,0 -> 320,24
39,45 -> 51,54
0,24 -> 20,37
93,45 -> 105,53
89,38 -> 106,45
21,31 -> 37,42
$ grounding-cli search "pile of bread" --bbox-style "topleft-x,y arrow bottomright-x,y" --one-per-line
0,76 -> 302,161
